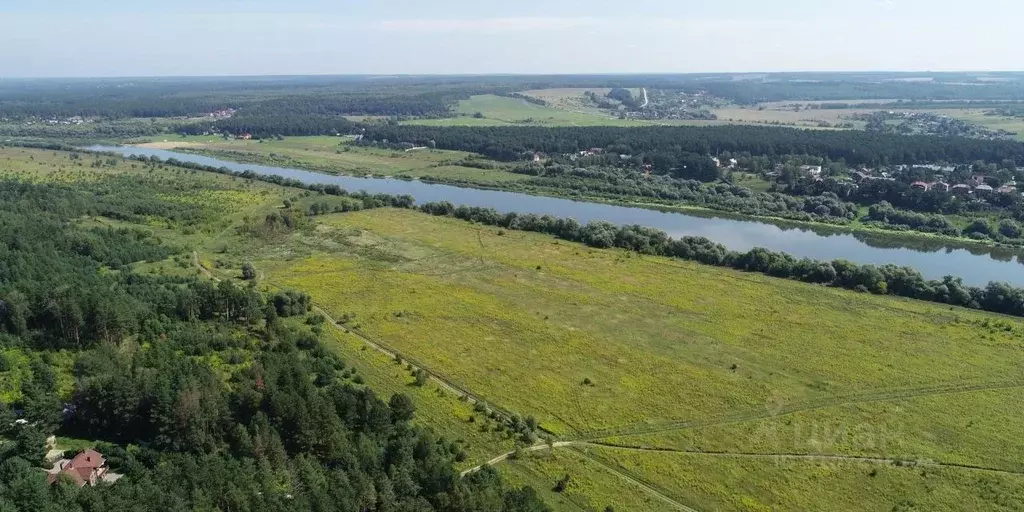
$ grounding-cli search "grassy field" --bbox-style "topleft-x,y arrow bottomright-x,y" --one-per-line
226,206 -> 1024,510
586,444 -> 1024,511
404,95 -> 651,127
731,172 -> 774,193
936,109 -> 1024,141
250,208 -> 1024,434
604,386 -> 1024,472
515,89 -> 868,129
8,146 -> 1024,510
500,448 -> 680,512
129,134 -> 529,184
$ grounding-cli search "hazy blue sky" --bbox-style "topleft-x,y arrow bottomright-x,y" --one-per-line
3,0 -> 1021,77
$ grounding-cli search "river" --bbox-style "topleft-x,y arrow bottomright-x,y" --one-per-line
89,145 -> 1024,287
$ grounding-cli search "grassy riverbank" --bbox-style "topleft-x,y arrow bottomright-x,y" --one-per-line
118,135 -> 1024,255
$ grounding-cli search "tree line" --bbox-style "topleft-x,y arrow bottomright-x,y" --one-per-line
359,124 -> 1024,167
508,164 -> 858,223
0,78 -> 475,120
416,201 -> 1024,317
100,150 -> 1024,317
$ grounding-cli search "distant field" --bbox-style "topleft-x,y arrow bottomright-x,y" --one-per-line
508,89 -> 1024,134
711,105 -> 870,128
516,88 -> 871,129
520,88 -> 614,115
404,94 -> 652,127
731,172 -> 774,193
936,109 -> 1024,140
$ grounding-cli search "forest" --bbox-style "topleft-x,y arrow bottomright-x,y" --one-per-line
0,78 -> 475,120
0,173 -> 546,511
510,164 -> 859,224
690,78 -> 1024,104
360,124 -> 1024,167
5,74 -> 1024,119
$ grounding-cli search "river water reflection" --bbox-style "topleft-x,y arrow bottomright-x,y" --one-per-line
89,145 -> 1024,287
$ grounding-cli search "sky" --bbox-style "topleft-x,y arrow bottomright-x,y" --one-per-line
2,0 -> 1023,77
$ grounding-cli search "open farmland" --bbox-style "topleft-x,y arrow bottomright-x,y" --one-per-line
253,208 -> 1024,436
520,88 -> 617,115
194,204 -> 1024,509
936,109 -> 1024,141
517,89 -> 873,128
404,94 -> 650,127
7,146 -> 1024,510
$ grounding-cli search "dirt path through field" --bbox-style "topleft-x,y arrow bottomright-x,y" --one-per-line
578,379 -> 1024,441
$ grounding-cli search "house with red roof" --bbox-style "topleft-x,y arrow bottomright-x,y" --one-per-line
47,449 -> 116,487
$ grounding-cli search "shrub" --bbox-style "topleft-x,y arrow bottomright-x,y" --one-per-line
241,262 -> 256,280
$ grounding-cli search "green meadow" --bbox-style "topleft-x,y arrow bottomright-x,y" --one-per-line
404,94 -> 651,127
5,146 -> 1024,510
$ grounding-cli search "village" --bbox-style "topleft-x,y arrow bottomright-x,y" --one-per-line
556,145 -> 1024,199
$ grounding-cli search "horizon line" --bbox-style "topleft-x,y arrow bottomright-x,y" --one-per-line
3,70 -> 1024,81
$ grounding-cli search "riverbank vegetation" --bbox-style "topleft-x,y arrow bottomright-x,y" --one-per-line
127,135 -> 528,184
105,136 -> 1024,251
361,124 -> 1024,166
75,146 -> 1024,319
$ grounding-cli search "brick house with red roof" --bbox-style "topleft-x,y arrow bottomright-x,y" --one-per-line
47,449 -> 109,487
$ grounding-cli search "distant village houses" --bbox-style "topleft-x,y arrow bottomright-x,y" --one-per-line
800,165 -> 823,178
712,157 -> 738,169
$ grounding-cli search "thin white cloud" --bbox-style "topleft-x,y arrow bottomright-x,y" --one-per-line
378,17 -> 604,33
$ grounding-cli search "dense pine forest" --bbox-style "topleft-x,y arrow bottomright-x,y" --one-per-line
0,170 -> 546,511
